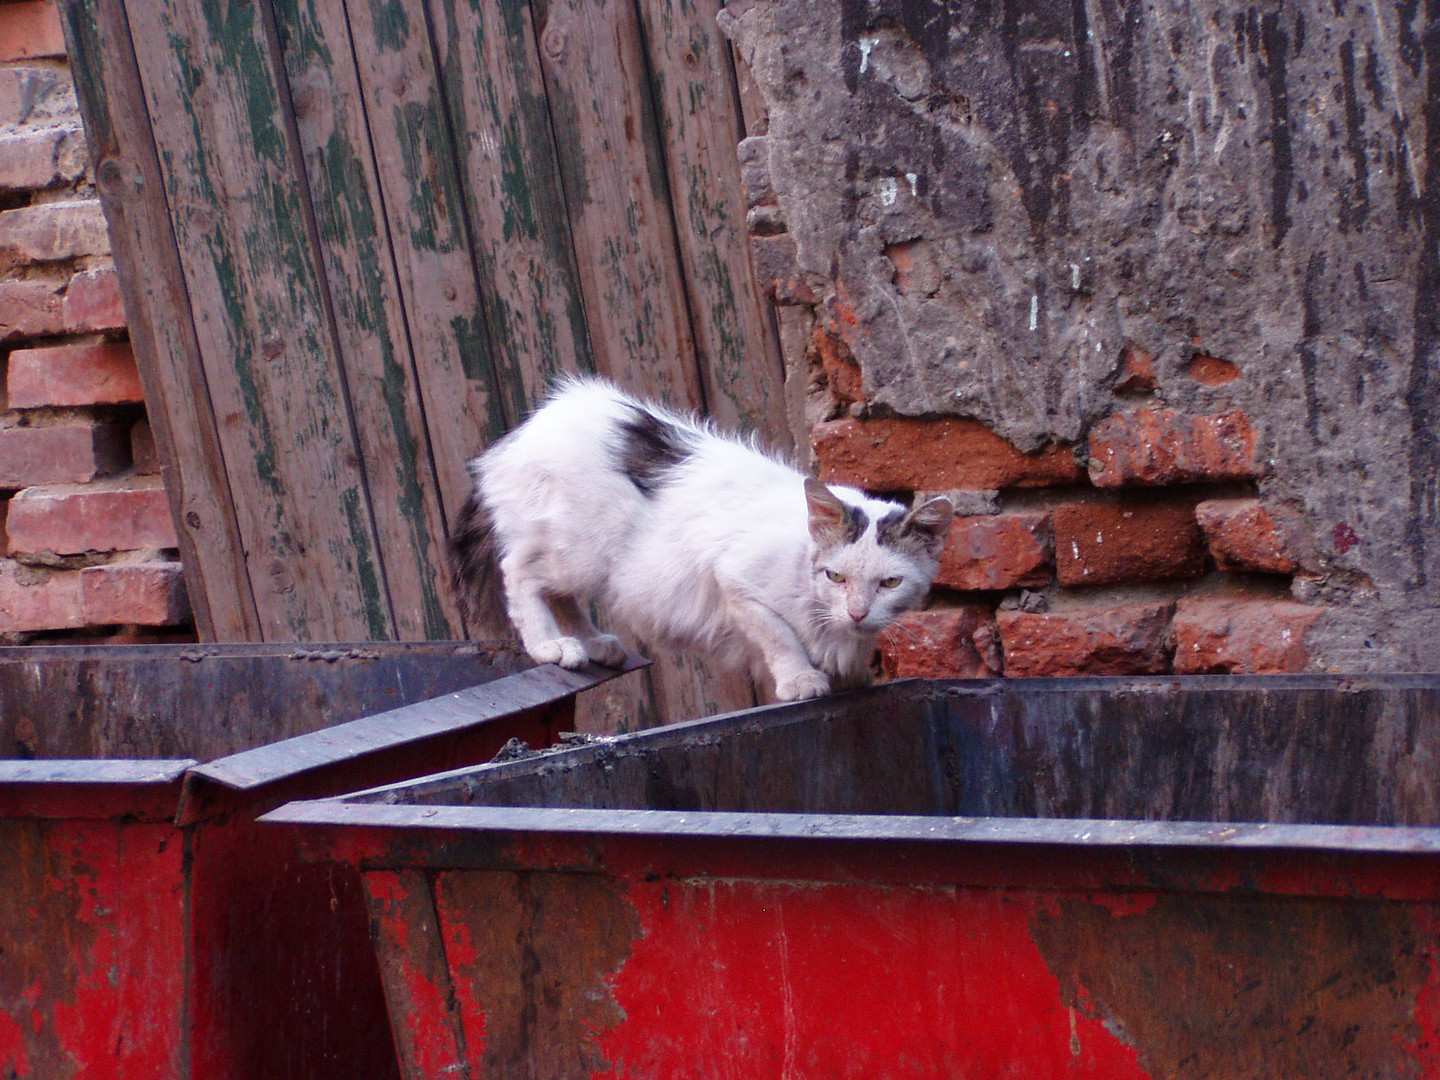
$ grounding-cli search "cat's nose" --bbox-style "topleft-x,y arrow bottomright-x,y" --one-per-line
848,607 -> 868,622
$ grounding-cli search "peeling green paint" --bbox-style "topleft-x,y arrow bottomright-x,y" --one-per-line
368,0 -> 410,51
341,485 -> 392,639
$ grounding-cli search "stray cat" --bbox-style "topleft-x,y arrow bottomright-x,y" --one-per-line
449,378 -> 953,701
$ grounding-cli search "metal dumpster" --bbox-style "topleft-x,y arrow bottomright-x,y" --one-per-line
268,674 -> 1440,1080
0,642 -> 638,1080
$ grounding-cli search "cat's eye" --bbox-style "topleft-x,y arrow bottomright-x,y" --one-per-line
880,576 -> 903,589
824,569 -> 846,583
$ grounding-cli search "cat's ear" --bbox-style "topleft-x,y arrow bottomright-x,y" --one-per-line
902,495 -> 954,559
805,478 -> 862,547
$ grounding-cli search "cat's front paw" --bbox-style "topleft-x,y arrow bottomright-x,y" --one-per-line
529,636 -> 590,669
585,633 -> 629,668
775,669 -> 831,702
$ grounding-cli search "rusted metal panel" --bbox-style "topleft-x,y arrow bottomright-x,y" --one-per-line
363,870 -> 478,1080
0,644 -> 638,1080
0,818 -> 188,1080
188,659 -> 638,791
0,641 -> 530,760
268,675 -> 1440,1078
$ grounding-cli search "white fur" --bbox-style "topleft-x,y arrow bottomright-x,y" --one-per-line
469,378 -> 951,701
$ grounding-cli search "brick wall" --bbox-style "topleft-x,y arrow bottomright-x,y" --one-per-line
746,168 -> 1322,681
0,0 -> 191,643
720,1 -> 1440,678
810,371 -> 1320,680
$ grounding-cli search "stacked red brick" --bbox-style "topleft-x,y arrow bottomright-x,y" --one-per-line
810,368 -> 1318,679
0,1 -> 189,640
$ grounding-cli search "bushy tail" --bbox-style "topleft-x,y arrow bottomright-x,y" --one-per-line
448,489 -> 513,640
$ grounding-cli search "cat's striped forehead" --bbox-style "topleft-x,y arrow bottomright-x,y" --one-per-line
826,494 -> 917,552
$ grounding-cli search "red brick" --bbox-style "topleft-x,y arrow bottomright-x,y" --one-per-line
0,276 -> 65,341
0,560 -> 83,631
1172,598 -> 1320,674
6,476 -> 177,554
0,125 -> 85,193
64,265 -> 127,332
1112,342 -> 1156,392
0,423 -> 129,487
130,418 -> 160,474
1088,408 -> 1261,487
0,2 -> 66,62
81,560 -> 190,625
0,200 -> 111,264
936,511 -> 1052,591
997,602 -> 1175,677
1195,499 -> 1305,574
0,65 -> 74,127
1186,353 -> 1241,385
879,606 -> 1000,679
815,417 -> 1084,492
1053,500 -> 1206,587
812,324 -> 864,408
8,341 -> 144,407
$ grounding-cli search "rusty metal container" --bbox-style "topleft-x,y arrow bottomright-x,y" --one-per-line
269,674 -> 1440,1079
0,642 -> 635,1080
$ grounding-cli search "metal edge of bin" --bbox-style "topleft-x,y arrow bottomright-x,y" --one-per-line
278,671 -> 1440,808
0,759 -> 195,821
283,678 -> 932,808
260,672 -> 1440,900
261,798 -> 1440,856
177,658 -> 647,822
261,800 -> 1440,904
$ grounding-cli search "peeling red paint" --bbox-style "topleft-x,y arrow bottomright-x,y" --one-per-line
597,878 -> 1150,1079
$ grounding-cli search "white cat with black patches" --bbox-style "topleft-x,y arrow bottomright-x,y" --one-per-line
450,378 -> 953,701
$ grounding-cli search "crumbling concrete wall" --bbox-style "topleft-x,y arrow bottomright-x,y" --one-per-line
724,0 -> 1440,673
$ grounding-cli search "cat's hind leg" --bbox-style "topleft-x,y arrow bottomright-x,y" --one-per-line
549,596 -> 629,668
498,553 -> 590,669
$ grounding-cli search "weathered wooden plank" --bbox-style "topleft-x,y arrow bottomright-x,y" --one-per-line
340,0 -> 512,529
530,0 -> 700,408
124,0 -> 393,640
638,0 -> 789,446
59,0 -> 260,641
270,0 -> 461,639
427,0 -> 593,412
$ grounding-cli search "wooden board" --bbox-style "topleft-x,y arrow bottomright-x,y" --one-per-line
60,0 -> 260,640
428,0 -> 594,411
342,0 -> 512,520
272,0 -> 461,639
124,0 -> 393,640
531,0 -> 700,408
638,0 -> 788,445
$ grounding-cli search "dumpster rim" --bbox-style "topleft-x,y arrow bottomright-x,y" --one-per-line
261,798 -> 1440,855
187,657 -> 646,792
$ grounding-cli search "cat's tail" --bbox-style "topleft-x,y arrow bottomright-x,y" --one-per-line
448,488 -> 513,640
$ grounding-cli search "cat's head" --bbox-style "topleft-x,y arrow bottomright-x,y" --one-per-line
804,478 -> 954,634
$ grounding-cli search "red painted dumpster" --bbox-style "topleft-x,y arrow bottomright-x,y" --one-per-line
269,674 -> 1440,1079
0,642 -> 639,1080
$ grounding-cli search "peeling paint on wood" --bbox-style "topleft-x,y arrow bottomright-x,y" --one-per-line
126,0 -> 393,640
61,0 -> 260,640
429,0 -> 593,413
273,0 -> 461,639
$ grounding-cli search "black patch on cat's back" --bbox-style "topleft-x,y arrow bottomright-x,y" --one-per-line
616,405 -> 696,496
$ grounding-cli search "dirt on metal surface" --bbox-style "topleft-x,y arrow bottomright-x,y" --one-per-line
433,869 -> 641,1079
1035,893 -> 1437,1079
